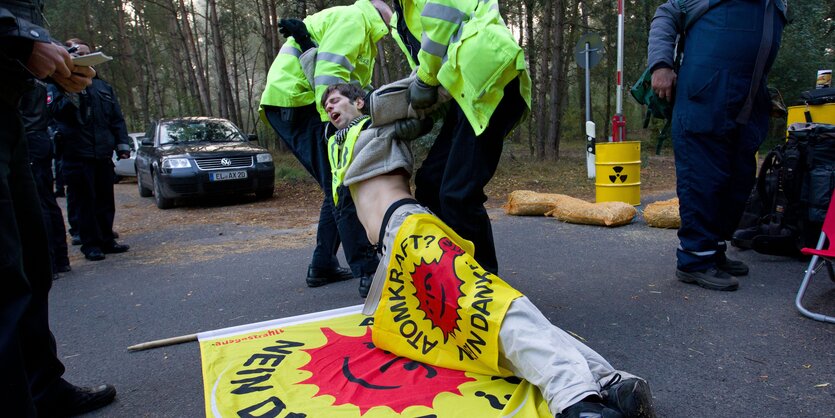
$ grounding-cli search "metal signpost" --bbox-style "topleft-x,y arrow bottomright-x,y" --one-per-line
574,33 -> 603,179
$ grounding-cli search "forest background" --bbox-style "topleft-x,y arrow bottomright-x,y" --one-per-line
43,0 -> 834,162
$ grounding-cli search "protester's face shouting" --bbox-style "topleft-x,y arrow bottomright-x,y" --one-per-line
324,91 -> 364,129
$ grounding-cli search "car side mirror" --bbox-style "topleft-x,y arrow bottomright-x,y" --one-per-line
248,133 -> 258,142
141,138 -> 153,146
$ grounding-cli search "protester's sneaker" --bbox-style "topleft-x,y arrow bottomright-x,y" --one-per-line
306,266 -> 354,287
716,256 -> 749,276
71,235 -> 81,246
36,378 -> 116,417
676,267 -> 739,291
557,401 -> 624,418
600,375 -> 656,418
358,275 -> 372,298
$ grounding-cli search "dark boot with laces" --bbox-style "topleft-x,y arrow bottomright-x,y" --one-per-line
600,374 -> 656,418
35,378 -> 116,417
557,400 -> 623,418
715,254 -> 749,276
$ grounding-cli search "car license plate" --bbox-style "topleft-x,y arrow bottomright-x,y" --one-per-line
210,170 -> 247,181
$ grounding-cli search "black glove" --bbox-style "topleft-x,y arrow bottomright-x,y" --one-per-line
278,18 -> 315,52
116,151 -> 130,160
409,78 -> 438,110
394,118 -> 434,141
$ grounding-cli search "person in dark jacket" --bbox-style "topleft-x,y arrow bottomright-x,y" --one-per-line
49,38 -> 130,261
20,79 -> 71,278
648,0 -> 786,291
0,1 -> 116,416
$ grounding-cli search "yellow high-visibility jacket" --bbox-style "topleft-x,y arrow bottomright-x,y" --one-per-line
259,0 -> 389,121
394,0 -> 531,135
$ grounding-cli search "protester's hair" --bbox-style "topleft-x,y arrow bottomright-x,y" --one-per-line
65,38 -> 92,50
322,83 -> 367,113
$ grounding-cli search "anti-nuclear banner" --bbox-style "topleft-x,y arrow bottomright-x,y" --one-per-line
198,305 -> 551,417
372,214 -> 523,376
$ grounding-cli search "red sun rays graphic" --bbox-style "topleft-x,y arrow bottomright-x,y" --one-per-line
411,237 -> 466,342
299,327 -> 473,415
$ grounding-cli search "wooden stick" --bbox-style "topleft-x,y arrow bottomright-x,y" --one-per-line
127,333 -> 198,352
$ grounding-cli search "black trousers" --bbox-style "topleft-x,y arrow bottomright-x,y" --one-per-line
264,105 -> 378,277
30,157 -> 69,269
62,158 -> 116,253
0,102 -> 65,417
414,77 -> 526,274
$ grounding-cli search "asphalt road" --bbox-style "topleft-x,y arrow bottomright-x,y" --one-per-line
50,195 -> 835,417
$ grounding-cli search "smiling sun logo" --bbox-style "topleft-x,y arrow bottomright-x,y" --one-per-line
411,237 -> 466,342
299,327 -> 473,415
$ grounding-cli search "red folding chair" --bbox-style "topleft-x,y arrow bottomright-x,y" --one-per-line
797,193 -> 835,323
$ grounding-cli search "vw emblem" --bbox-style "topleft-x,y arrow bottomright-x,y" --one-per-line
220,158 -> 232,166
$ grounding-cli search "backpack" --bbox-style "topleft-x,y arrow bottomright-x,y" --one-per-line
732,123 -> 835,256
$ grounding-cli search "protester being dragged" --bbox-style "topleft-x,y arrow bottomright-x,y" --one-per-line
49,38 -> 131,261
320,82 -> 656,418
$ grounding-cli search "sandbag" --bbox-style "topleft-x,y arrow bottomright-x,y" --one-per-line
545,196 -> 636,227
504,190 -> 570,216
643,198 -> 680,229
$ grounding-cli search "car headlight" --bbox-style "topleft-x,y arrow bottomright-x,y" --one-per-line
256,153 -> 273,163
161,158 -> 191,169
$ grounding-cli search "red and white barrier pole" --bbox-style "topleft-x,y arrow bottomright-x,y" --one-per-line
611,0 -> 627,142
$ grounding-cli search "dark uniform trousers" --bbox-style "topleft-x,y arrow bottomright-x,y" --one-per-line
30,157 -> 70,270
0,101 -> 65,417
672,0 -> 784,272
62,158 -> 116,254
414,77 -> 526,274
264,104 -> 379,278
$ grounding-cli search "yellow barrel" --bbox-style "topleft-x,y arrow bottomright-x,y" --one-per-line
595,141 -> 641,205
786,104 -> 835,136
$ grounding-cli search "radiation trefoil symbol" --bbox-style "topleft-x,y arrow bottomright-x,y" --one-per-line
609,166 -> 628,183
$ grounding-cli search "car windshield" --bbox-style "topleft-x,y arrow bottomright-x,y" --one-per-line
159,120 -> 245,145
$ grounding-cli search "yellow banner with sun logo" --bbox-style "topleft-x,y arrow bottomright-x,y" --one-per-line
371,214 -> 523,377
199,305 -> 551,417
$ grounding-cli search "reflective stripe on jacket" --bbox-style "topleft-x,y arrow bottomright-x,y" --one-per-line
260,0 -> 389,121
395,0 -> 531,135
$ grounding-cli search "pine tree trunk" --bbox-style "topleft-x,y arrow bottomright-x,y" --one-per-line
178,0 -> 212,115
536,1 -> 552,160
548,0 -> 564,161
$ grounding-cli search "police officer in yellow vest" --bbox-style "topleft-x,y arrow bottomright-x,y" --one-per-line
391,0 -> 532,274
260,0 -> 393,297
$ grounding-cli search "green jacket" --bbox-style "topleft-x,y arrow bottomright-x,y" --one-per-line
328,116 -> 371,204
259,0 -> 389,121
394,0 -> 531,135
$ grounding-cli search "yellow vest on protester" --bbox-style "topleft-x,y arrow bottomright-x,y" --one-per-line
395,0 -> 532,135
327,116 -> 371,205
259,0 -> 389,121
